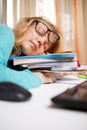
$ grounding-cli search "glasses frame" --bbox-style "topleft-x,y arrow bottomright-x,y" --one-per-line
32,20 -> 60,44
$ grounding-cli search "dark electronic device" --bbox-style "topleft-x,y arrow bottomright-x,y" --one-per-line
0,82 -> 32,102
51,80 -> 87,111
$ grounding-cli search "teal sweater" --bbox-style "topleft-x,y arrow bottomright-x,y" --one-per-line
0,25 -> 42,89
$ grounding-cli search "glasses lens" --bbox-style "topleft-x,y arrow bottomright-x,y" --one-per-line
36,22 -> 48,36
49,32 -> 60,44
35,20 -> 60,44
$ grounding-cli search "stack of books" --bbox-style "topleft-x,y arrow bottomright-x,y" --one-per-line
8,52 -> 87,73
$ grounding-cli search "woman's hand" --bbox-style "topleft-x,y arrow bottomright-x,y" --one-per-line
34,71 -> 57,84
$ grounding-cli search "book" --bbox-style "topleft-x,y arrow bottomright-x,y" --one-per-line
9,53 -> 76,60
9,53 -> 76,66
33,66 -> 87,73
8,53 -> 87,73
27,60 -> 78,70
8,52 -> 79,72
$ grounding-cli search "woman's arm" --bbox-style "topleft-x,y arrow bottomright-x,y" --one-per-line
0,25 -> 42,90
0,64 -> 42,89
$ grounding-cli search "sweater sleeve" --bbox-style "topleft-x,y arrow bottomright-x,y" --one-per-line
0,25 -> 42,90
0,64 -> 42,89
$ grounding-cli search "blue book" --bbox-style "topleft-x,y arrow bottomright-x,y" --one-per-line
8,53 -> 77,71
8,53 -> 76,67
9,53 -> 76,60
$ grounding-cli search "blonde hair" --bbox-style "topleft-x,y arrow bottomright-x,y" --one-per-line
11,16 -> 63,56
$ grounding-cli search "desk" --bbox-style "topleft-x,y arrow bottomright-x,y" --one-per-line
0,76 -> 87,130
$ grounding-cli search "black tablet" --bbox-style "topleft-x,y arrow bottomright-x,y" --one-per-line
51,80 -> 87,111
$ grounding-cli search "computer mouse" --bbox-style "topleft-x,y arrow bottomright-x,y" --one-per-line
0,82 -> 32,102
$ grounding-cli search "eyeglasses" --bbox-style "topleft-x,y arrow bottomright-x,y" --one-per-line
32,20 -> 60,45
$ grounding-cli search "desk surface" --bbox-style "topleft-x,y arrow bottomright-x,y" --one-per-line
0,75 -> 87,130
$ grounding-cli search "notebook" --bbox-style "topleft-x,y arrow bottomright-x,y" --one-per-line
51,80 -> 87,111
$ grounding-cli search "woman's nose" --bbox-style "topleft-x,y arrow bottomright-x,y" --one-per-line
37,34 -> 48,45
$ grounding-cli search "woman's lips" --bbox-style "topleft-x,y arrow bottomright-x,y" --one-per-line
30,41 -> 36,50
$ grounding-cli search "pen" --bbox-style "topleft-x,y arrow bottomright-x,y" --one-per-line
78,75 -> 87,79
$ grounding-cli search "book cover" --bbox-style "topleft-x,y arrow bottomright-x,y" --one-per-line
9,53 -> 76,66
9,53 -> 76,60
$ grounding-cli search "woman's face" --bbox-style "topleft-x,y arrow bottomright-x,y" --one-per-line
21,22 -> 52,56
21,20 -> 59,56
